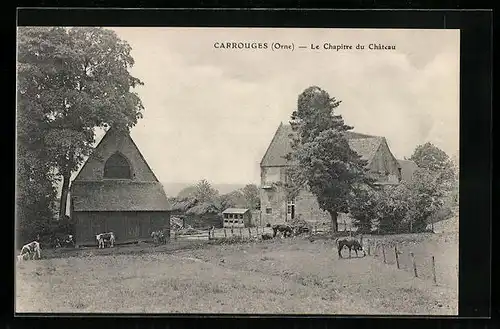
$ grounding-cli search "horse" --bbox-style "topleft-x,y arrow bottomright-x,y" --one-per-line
272,224 -> 293,238
336,235 -> 365,259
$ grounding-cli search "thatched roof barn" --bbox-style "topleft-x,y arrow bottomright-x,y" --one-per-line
70,128 -> 171,246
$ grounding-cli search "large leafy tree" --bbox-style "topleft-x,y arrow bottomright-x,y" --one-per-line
177,185 -> 198,199
286,86 -> 375,232
408,143 -> 456,230
405,168 -> 446,232
241,184 -> 260,210
218,190 -> 246,210
409,142 -> 456,191
349,187 -> 381,234
375,184 -> 411,234
194,179 -> 219,203
17,27 -> 144,220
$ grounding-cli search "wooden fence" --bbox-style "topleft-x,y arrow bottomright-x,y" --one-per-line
171,226 -> 275,241
364,238 -> 457,289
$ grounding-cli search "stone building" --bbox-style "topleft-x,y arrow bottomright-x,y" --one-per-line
259,122 -> 415,227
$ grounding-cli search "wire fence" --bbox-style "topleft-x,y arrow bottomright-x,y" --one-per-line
364,237 -> 458,289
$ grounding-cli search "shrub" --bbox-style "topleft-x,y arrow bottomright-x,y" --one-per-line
349,187 -> 380,234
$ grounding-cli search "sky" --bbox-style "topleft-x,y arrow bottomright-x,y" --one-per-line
88,27 -> 460,185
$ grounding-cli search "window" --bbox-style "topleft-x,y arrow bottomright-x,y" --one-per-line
239,214 -> 243,219
284,170 -> 291,184
287,199 -> 296,220
266,208 -> 272,214
224,213 -> 229,219
104,152 -> 131,179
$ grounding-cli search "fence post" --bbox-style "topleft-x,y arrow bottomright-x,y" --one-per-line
394,245 -> 400,269
367,242 -> 371,256
432,256 -> 437,284
382,245 -> 386,263
208,230 -> 211,240
231,227 -> 234,236
224,228 -> 227,238
239,227 -> 243,237
174,232 -> 177,241
410,252 -> 418,277
256,226 -> 259,234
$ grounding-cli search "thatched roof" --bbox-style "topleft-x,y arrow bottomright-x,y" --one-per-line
185,202 -> 220,216
169,198 -> 198,212
260,123 -> 384,167
71,180 -> 170,212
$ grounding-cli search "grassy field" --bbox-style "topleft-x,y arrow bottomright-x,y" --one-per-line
16,233 -> 457,315
364,232 -> 458,291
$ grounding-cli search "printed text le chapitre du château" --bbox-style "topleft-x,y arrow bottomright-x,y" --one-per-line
213,41 -> 396,51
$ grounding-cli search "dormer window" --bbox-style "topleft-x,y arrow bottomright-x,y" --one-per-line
104,152 -> 131,179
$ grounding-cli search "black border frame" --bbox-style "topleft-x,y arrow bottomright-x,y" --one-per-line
9,6 -> 493,328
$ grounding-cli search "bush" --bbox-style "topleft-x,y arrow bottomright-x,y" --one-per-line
208,236 -> 253,245
17,215 -> 75,249
349,188 -> 380,234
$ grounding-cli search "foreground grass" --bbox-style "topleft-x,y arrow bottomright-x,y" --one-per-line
16,237 -> 457,314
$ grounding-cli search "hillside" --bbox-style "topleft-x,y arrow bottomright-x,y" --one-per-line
161,182 -> 248,198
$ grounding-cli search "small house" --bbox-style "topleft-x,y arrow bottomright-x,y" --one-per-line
222,208 -> 252,228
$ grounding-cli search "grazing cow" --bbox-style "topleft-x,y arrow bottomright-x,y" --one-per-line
63,234 -> 75,247
18,241 -> 41,261
261,233 -> 273,240
151,230 -> 167,245
292,225 -> 310,236
96,232 -> 115,249
272,224 -> 293,238
54,234 -> 75,248
336,235 -> 365,259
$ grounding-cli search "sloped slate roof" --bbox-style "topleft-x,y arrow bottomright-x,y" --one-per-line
222,208 -> 249,214
260,123 -> 384,167
397,159 -> 419,183
71,180 -> 171,212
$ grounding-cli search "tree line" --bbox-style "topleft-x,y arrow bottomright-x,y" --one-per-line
284,86 -> 458,234
17,27 -> 144,243
16,27 -> 457,245
174,179 -> 260,213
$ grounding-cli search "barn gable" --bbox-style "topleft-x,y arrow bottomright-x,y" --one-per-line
74,127 -> 159,182
366,137 -> 401,175
70,127 -> 171,246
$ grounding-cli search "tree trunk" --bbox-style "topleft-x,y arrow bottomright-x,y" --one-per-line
329,210 -> 338,233
59,174 -> 71,220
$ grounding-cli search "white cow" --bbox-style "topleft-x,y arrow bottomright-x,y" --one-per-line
96,232 -> 115,249
18,241 -> 41,261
